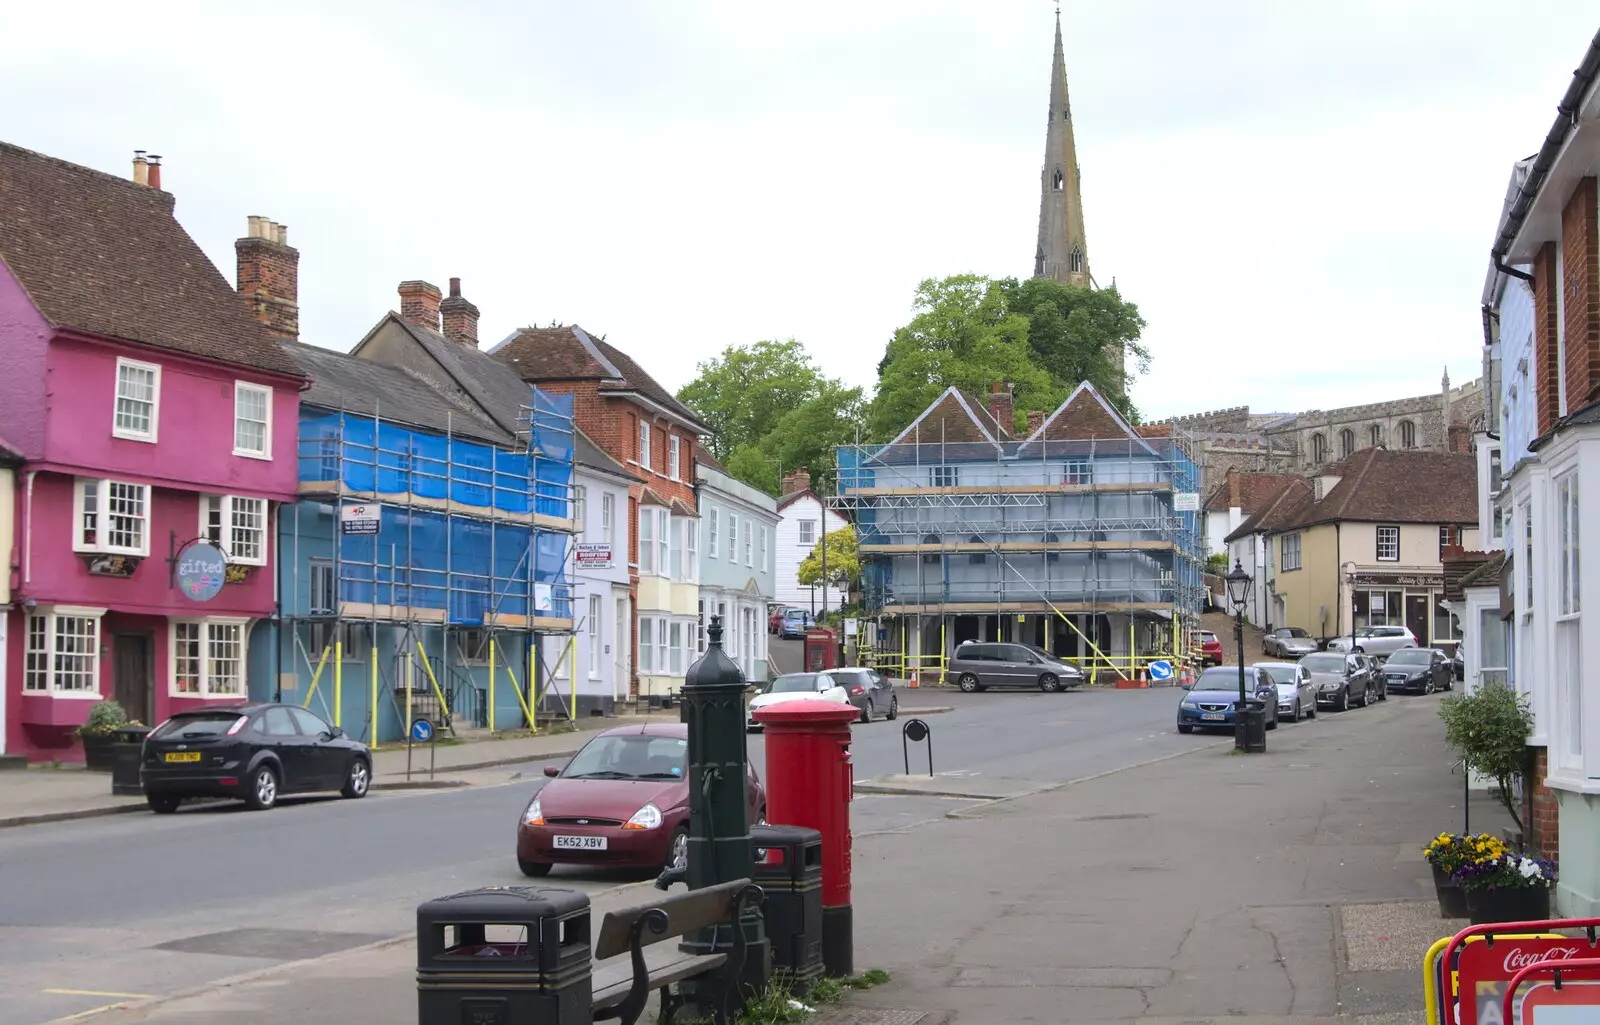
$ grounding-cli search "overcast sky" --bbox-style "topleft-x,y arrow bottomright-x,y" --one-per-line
3,2 -> 1596,421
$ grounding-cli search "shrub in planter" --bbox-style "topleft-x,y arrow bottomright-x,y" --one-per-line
1423,833 -> 1506,918
1438,683 -> 1535,835
76,700 -> 129,772
1453,853 -> 1557,925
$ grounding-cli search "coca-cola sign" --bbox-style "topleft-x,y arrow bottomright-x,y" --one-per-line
1456,935 -> 1600,1025
1503,945 -> 1583,973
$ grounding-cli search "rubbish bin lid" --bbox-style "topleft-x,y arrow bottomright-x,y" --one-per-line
418,885 -> 590,920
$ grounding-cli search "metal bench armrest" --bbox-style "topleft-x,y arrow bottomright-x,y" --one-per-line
709,884 -> 766,1025
594,907 -> 669,1025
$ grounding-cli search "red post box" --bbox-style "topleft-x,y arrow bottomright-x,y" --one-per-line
803,627 -> 837,671
750,697 -> 858,978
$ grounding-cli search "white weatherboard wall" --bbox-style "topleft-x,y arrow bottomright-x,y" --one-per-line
776,493 -> 847,611
542,463 -> 631,716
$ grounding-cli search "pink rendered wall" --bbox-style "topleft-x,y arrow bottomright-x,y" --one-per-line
0,259 -> 53,458
42,334 -> 299,499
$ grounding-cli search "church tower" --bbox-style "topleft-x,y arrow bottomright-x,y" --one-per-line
1034,10 -> 1091,289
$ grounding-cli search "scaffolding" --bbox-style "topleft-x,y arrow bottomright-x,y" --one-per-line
279,388 -> 577,744
833,426 -> 1205,685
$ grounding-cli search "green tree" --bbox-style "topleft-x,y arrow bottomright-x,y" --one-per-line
797,524 -> 859,590
1438,683 -> 1535,832
997,276 -> 1147,414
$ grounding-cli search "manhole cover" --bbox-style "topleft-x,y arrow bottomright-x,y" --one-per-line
809,1009 -> 930,1025
152,928 -> 389,961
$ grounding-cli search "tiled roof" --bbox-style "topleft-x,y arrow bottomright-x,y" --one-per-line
491,324 -> 706,429
1457,551 -> 1506,591
1223,477 -> 1313,543
574,427 -> 637,482
695,447 -> 728,473
1269,449 -> 1477,532
1445,550 -> 1502,601
0,142 -> 302,379
1204,471 -> 1300,515
882,387 -> 1002,449
391,316 -> 547,439
289,341 -> 510,444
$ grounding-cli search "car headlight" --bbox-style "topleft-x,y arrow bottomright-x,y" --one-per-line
523,798 -> 544,826
623,802 -> 663,831
1180,697 -> 1198,708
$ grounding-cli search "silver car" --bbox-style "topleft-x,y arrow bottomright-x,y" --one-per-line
1262,627 -> 1318,659
1326,625 -> 1418,658
1254,661 -> 1317,722
823,667 -> 899,722
949,642 -> 1084,693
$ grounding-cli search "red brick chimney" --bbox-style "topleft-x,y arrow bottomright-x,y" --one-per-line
1227,467 -> 1241,508
236,216 -> 299,340
147,154 -> 162,191
1025,410 -> 1046,435
398,280 -> 442,333
988,380 -> 1015,435
439,277 -> 480,349
1448,422 -> 1471,453
781,468 -> 812,496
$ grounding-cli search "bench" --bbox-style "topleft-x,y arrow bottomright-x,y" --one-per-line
590,878 -> 764,1025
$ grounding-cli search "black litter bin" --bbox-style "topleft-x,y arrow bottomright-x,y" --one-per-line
1240,706 -> 1267,753
752,824 -> 824,993
109,724 -> 151,797
416,885 -> 592,1025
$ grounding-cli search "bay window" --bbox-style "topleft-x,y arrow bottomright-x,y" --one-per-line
683,517 -> 699,582
74,478 -> 151,556
640,507 -> 656,574
171,619 -> 247,698
1556,473 -> 1582,770
201,494 -> 268,565
640,617 -> 655,673
657,509 -> 670,576
669,622 -> 684,675
23,607 -> 104,696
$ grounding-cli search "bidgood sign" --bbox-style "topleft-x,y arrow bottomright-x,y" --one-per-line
575,543 -> 612,568
1457,937 -> 1592,1025
340,503 -> 381,536
176,539 -> 228,603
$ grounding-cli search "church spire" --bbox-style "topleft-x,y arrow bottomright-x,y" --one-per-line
1034,9 -> 1091,288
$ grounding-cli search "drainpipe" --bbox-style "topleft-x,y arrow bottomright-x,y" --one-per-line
1335,523 -> 1342,644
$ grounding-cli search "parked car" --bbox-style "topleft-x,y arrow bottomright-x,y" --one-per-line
1254,661 -> 1317,722
824,667 -> 899,722
1326,625 -> 1418,658
746,671 -> 852,730
140,703 -> 371,813
778,609 -> 813,639
1191,630 -> 1224,667
1262,627 -> 1318,659
948,641 -> 1085,693
1176,666 -> 1279,733
767,604 -> 793,634
1450,648 -> 1465,681
1302,652 -> 1381,711
516,723 -> 765,877
1380,648 -> 1454,694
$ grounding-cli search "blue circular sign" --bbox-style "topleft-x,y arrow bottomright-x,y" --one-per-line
176,539 -> 228,602
1148,660 -> 1173,681
410,719 -> 434,743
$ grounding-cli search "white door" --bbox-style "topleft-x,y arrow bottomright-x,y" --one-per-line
614,594 -> 630,700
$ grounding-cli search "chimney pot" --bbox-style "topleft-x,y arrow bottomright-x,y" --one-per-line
449,277 -> 461,297
132,151 -> 148,186
988,381 -> 1016,436
146,155 -> 162,191
236,216 -> 300,341
439,276 -> 481,349
398,280 -> 444,334
781,468 -> 812,496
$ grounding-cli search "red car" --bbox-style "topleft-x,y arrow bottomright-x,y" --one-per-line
516,723 -> 766,876
1193,630 -> 1223,667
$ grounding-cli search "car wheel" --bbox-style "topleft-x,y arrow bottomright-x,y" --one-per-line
1039,673 -> 1061,693
1353,646 -> 1364,654
1377,683 -> 1387,701
1290,700 -> 1301,723
341,758 -> 371,799
1178,724 -> 1194,734
1337,688 -> 1349,712
146,793 -> 181,814
858,703 -> 872,724
886,696 -> 898,720
666,826 -> 690,873
958,673 -> 980,693
245,764 -> 279,811
518,858 -> 552,877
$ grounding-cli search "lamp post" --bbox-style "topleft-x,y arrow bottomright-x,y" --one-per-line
1343,560 -> 1358,653
1225,560 -> 1253,752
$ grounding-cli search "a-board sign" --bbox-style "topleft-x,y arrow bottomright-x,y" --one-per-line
1457,935 -> 1592,1025
341,504 -> 380,535
1517,980 -> 1600,1024
1173,493 -> 1200,513
575,543 -> 612,568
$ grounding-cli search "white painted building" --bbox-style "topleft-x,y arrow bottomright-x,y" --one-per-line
775,469 -> 848,614
697,460 -> 779,684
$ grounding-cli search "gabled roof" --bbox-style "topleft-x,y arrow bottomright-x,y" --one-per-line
288,341 -> 510,445
1223,477 -> 1313,544
490,324 -> 706,430
1263,449 -> 1477,533
0,142 -> 302,379
1204,471 -> 1300,515
1458,551 -> 1506,591
882,386 -> 1003,451
385,314 -> 541,439
1019,382 -> 1155,455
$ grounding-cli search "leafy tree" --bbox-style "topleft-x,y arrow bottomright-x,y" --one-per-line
997,276 -> 1147,413
797,524 -> 859,590
1439,683 -> 1535,832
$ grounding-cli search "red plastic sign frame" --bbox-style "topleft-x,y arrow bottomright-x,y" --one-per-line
1501,958 -> 1600,1024
1438,918 -> 1600,1025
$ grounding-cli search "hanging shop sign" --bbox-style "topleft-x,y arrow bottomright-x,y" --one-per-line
173,538 -> 228,603
1173,493 -> 1201,513
340,503 -> 381,535
575,543 -> 613,568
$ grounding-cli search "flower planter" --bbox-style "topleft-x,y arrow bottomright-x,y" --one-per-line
1465,885 -> 1551,925
80,733 -> 116,772
1432,863 -> 1470,919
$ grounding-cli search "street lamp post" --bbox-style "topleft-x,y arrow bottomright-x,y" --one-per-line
1225,560 -> 1254,752
1343,560 -> 1358,653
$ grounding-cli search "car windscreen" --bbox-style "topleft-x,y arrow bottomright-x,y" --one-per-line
150,711 -> 247,740
563,734 -> 687,780
768,673 -> 823,693
1283,628 -> 1309,638
1195,669 -> 1254,689
1301,655 -> 1344,672
1260,666 -> 1299,685
1384,650 -> 1429,665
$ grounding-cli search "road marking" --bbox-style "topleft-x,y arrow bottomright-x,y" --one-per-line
43,990 -> 156,999
37,1002 -> 135,1023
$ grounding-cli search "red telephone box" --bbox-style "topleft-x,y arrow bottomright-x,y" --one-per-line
750,697 -> 858,978
804,628 -> 837,671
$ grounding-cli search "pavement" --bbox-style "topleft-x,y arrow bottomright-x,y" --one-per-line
0,684 -> 1506,1025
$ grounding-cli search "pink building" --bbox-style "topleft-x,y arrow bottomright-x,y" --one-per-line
0,144 -> 304,761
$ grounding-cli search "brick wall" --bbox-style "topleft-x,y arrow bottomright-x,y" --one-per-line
235,231 -> 299,340
1534,242 -> 1562,434
1524,745 -> 1560,860
1562,177 -> 1600,410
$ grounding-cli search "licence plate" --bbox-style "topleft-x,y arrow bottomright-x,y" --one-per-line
552,835 -> 607,850
163,752 -> 202,763
1200,713 -> 1226,721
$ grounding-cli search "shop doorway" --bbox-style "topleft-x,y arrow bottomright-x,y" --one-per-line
1406,595 -> 1430,647
112,631 -> 155,724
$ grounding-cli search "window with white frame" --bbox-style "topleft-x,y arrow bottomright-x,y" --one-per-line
455,628 -> 490,665
201,494 -> 267,565
640,506 -> 657,574
1376,525 -> 1400,562
1438,525 -> 1459,560
684,518 -> 699,582
113,358 -> 160,442
697,599 -> 707,653
640,617 -> 656,673
744,517 -> 753,565
930,466 -> 959,488
1559,475 -> 1580,615
669,436 -> 681,481
601,493 -> 614,544
1557,473 -> 1582,769
669,622 -> 685,675
309,559 -> 338,615
729,514 -> 740,566
656,508 -> 671,578
1522,504 -> 1534,612
709,507 -> 719,558
23,608 -> 103,695
234,382 -> 272,458
760,526 -> 768,570
670,514 -> 683,580
1281,533 -> 1301,572
655,617 -> 669,676
587,595 -> 602,678
797,518 -> 816,546
1063,459 -> 1092,486
171,619 -> 246,698
75,478 -> 151,556
572,485 -> 587,537
638,421 -> 652,471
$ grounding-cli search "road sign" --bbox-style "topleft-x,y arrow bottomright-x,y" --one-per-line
340,503 -> 381,535
410,718 -> 434,743
1148,660 -> 1173,681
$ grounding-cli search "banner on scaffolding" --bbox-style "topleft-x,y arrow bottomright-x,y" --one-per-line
575,543 -> 612,568
340,503 -> 381,535
1173,493 -> 1200,512
535,583 -> 555,614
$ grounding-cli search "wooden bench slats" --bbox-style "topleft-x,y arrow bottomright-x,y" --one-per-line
594,879 -> 752,960
591,952 -> 726,1011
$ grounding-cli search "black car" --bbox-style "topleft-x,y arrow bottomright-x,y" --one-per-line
141,703 -> 372,813
1381,648 -> 1454,694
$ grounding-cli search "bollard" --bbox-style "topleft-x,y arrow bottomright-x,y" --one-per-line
752,698 -> 859,978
